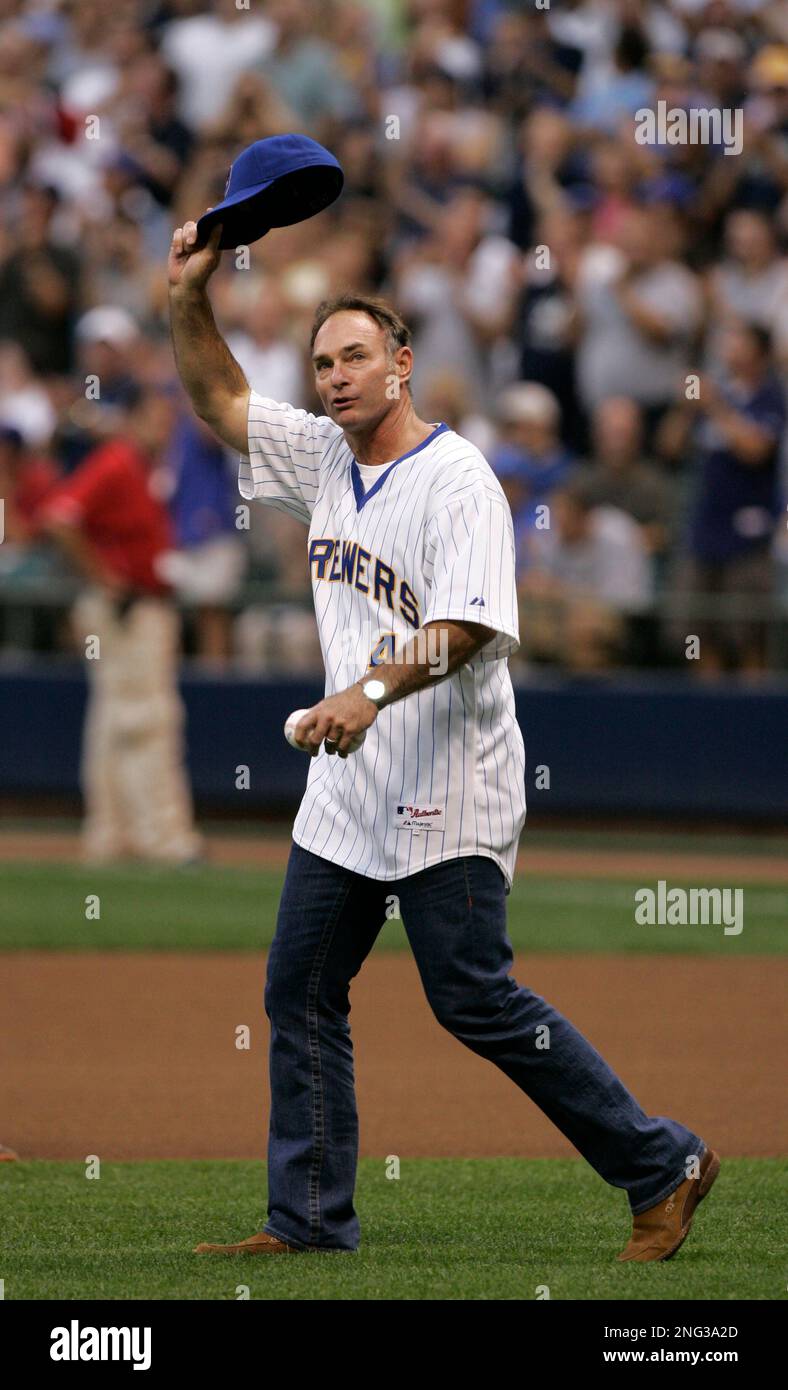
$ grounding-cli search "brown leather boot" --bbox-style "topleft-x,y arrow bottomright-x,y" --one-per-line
194,1231 -> 302,1255
616,1147 -> 721,1263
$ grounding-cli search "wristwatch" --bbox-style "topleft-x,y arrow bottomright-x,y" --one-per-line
361,677 -> 387,710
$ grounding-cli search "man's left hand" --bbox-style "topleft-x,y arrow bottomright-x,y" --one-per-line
294,684 -> 379,758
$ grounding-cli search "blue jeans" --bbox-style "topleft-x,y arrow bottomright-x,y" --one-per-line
262,843 -> 705,1251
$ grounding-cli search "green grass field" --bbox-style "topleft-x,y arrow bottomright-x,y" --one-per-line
2,1156 -> 784,1301
0,860 -> 784,953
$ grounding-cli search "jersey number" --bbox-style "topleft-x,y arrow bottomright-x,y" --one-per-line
369,632 -> 396,667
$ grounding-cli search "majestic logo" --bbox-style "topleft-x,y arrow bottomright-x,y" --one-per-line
469,596 -> 485,607
395,803 -> 446,833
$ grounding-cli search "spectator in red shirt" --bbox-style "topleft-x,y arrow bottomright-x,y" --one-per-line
40,386 -> 174,598
39,384 -> 202,865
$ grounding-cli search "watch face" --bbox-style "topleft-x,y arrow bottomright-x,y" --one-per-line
364,679 -> 386,703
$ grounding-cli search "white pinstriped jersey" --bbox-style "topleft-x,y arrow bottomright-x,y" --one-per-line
240,390 -> 527,888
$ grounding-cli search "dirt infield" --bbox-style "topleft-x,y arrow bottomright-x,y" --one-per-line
2,951 -> 784,1161
0,827 -> 786,881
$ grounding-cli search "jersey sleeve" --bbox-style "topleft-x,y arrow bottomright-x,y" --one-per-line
422,486 -> 520,660
238,390 -> 341,524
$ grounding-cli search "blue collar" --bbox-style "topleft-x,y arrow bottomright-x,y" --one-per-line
350,422 -> 449,511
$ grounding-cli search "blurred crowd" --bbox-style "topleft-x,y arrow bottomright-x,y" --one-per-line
2,0 -> 788,679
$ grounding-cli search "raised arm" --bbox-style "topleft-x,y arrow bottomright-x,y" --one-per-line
168,219 -> 250,454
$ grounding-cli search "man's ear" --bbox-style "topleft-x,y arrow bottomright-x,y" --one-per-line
395,345 -> 414,393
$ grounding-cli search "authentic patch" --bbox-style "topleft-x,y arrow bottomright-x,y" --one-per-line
394,803 -> 445,832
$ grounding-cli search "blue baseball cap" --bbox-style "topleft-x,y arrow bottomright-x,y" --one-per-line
196,133 -> 344,250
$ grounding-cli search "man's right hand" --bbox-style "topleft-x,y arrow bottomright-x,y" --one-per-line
168,219 -> 222,294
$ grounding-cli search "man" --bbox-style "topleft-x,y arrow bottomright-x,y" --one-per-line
705,210 -> 788,370
582,397 -> 674,558
489,381 -> 574,570
38,383 -> 202,865
574,205 -> 703,442
57,307 -> 143,474
256,0 -> 359,129
520,478 -> 653,671
169,216 -> 718,1262
158,409 -> 248,667
161,0 -> 275,131
512,204 -> 586,455
0,182 -> 81,377
668,322 -> 785,676
394,186 -> 522,413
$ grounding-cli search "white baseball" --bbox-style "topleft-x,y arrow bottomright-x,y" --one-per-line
284,708 -> 312,751
284,708 -> 366,754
